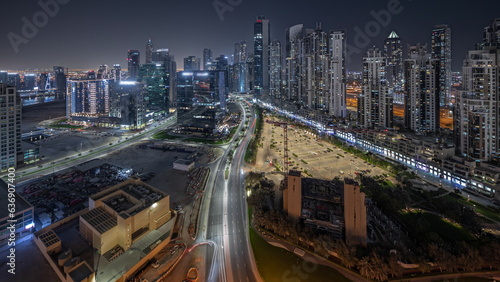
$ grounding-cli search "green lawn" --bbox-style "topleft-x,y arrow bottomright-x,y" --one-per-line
151,131 -> 182,139
249,210 -> 350,282
456,198 -> 500,222
400,211 -> 475,242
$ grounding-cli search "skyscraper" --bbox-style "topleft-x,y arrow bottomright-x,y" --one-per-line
67,79 -> 111,120
384,31 -> 403,89
24,74 -> 36,90
329,30 -> 347,118
145,38 -> 154,64
233,42 -> 249,93
456,19 -> 500,162
0,71 -> 7,84
269,40 -> 282,99
184,56 -> 201,71
152,48 -> 176,112
109,81 -> 145,130
203,48 -> 213,70
53,66 -> 66,100
431,24 -> 452,107
0,84 -> 22,172
112,64 -> 121,83
97,64 -> 108,79
253,15 -> 270,96
285,24 -> 306,102
127,50 -> 140,80
358,48 -> 393,128
138,63 -> 170,117
234,41 -> 247,63
303,23 -> 330,111
404,44 -> 440,133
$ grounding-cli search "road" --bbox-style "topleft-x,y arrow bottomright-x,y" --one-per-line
204,101 -> 260,281
167,101 -> 261,282
1,115 -> 177,183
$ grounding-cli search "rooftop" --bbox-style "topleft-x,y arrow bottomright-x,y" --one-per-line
0,179 -> 33,219
80,206 -> 117,234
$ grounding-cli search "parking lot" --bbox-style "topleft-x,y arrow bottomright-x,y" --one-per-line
256,116 -> 388,180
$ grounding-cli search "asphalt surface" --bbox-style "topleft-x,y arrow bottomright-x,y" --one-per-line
204,102 -> 261,282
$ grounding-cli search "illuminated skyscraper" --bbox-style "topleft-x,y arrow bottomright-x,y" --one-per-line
53,66 -> 66,99
145,38 -> 154,64
203,48 -> 213,70
269,40 -> 282,99
456,19 -> 500,162
431,24 -> 452,107
112,64 -> 121,83
24,74 -> 36,90
139,63 -> 170,117
0,71 -> 7,84
384,31 -> 403,89
67,79 -> 111,120
254,15 -> 270,96
329,30 -> 347,118
127,50 -> 140,79
97,64 -> 108,79
233,42 -> 249,93
358,48 -> 393,128
184,56 -> 201,71
404,44 -> 440,133
285,24 -> 306,102
0,84 -> 22,171
109,81 -> 145,129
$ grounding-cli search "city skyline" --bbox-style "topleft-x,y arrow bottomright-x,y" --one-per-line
1,0 -> 500,71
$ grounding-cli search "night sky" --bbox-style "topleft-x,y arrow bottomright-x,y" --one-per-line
1,0 -> 499,71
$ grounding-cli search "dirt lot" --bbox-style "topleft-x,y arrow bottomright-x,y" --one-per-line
255,116 -> 389,181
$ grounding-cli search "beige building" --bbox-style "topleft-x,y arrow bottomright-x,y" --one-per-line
343,179 -> 367,246
34,177 -> 175,282
283,170 -> 302,221
79,177 -> 172,255
283,172 -> 367,245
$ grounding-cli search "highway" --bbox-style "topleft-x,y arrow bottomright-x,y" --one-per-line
166,101 -> 262,282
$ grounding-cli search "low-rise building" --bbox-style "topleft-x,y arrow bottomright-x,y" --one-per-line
34,178 -> 176,282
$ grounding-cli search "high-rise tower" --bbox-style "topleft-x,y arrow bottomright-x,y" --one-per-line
127,50 -> 140,80
404,44 -> 440,133
431,25 -> 452,107
253,15 -> 270,96
456,19 -> 500,162
145,38 -> 154,64
358,48 -> 393,128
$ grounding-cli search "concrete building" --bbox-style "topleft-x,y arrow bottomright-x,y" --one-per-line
456,19 -> 500,163
66,78 -> 113,126
384,30 -> 404,104
358,48 -> 393,129
343,179 -> 367,246
34,178 -> 176,282
79,178 -> 171,254
329,30 -> 347,118
109,81 -> 146,130
431,25 -> 452,107
184,56 -> 201,71
269,40 -> 282,99
283,171 -> 367,244
0,84 -> 22,172
253,15 -> 270,96
404,44 -> 440,133
127,50 -> 140,80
